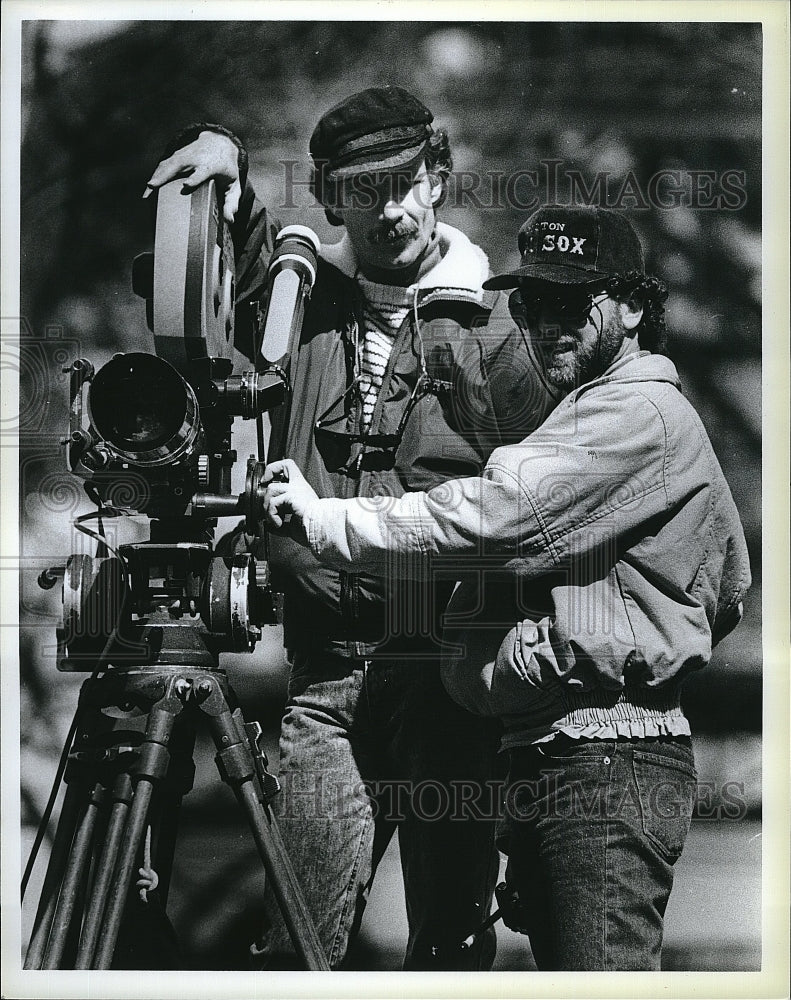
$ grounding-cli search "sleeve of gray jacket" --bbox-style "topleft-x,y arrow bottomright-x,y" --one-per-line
301,466 -> 550,578
301,379 -> 681,580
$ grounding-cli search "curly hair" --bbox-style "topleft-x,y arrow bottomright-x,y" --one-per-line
423,128 -> 453,209
605,270 -> 669,354
314,127 -> 453,226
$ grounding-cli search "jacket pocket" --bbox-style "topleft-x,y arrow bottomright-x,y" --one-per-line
488,616 -> 570,715
441,614 -> 572,718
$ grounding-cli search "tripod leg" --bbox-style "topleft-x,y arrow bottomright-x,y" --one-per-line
92,681 -> 183,969
41,783 -> 106,969
146,736 -> 196,909
74,773 -> 134,968
92,774 -> 156,968
200,685 -> 329,971
24,778 -> 85,969
235,781 -> 330,970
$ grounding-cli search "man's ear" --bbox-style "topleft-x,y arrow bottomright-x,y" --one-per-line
619,291 -> 644,332
428,172 -> 444,207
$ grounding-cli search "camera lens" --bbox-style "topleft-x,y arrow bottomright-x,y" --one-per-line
88,353 -> 203,467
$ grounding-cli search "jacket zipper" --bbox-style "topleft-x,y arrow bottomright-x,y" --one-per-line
340,288 -> 421,636
356,286 -> 421,491
340,293 -> 366,632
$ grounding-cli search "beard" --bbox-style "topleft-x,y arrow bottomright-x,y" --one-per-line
540,308 -> 627,393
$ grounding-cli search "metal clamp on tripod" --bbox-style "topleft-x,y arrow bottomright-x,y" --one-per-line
23,180 -> 329,970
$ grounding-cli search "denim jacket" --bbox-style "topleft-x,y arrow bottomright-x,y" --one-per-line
303,351 -> 751,741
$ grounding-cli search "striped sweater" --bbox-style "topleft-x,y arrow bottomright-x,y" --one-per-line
320,222 -> 490,430
355,278 -> 414,428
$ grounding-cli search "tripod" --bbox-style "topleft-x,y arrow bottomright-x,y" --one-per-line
23,177 -> 330,971
24,546 -> 330,971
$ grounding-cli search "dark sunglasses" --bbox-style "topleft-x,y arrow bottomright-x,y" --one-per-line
519,283 -> 609,321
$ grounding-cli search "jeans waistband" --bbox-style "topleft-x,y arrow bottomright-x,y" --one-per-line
507,733 -> 696,773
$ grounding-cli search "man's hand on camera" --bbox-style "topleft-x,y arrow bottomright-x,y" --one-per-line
143,131 -> 242,223
262,459 -> 318,541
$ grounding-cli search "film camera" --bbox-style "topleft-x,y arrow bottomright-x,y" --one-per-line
54,180 -> 319,663
24,179 -> 329,969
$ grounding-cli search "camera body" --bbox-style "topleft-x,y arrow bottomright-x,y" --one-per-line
52,179 -> 317,669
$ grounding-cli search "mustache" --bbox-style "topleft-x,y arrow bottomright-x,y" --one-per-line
536,325 -> 578,343
368,222 -> 416,245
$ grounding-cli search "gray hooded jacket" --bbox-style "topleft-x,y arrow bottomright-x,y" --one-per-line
302,351 -> 751,744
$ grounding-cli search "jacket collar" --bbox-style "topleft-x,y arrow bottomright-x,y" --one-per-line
573,351 -> 683,401
320,222 -> 491,305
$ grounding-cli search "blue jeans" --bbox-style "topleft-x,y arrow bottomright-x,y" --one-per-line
251,653 -> 501,970
499,736 -> 697,970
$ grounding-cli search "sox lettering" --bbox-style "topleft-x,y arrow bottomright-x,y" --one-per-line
541,233 -> 587,254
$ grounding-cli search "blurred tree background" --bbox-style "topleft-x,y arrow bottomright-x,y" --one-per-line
18,20 -> 762,971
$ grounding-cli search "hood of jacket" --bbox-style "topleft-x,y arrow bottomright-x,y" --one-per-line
572,349 -> 681,396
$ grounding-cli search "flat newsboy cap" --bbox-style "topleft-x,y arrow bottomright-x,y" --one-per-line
309,86 -> 434,183
484,205 -> 645,289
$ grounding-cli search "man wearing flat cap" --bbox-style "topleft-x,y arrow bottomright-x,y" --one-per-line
147,87 -> 548,969
262,205 -> 751,969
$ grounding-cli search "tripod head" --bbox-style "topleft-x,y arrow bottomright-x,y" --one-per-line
43,178 -> 320,670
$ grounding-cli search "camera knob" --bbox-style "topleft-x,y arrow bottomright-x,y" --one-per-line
255,560 -> 271,590
197,454 -> 210,486
244,459 -> 267,534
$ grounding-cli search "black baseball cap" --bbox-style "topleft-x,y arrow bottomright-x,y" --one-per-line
484,206 -> 645,289
310,86 -> 434,187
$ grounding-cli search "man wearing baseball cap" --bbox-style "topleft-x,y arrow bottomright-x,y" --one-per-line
262,205 -> 751,969
484,205 -> 670,399
146,89 -> 548,969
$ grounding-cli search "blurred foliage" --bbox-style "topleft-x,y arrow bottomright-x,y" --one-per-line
16,18 -> 763,970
